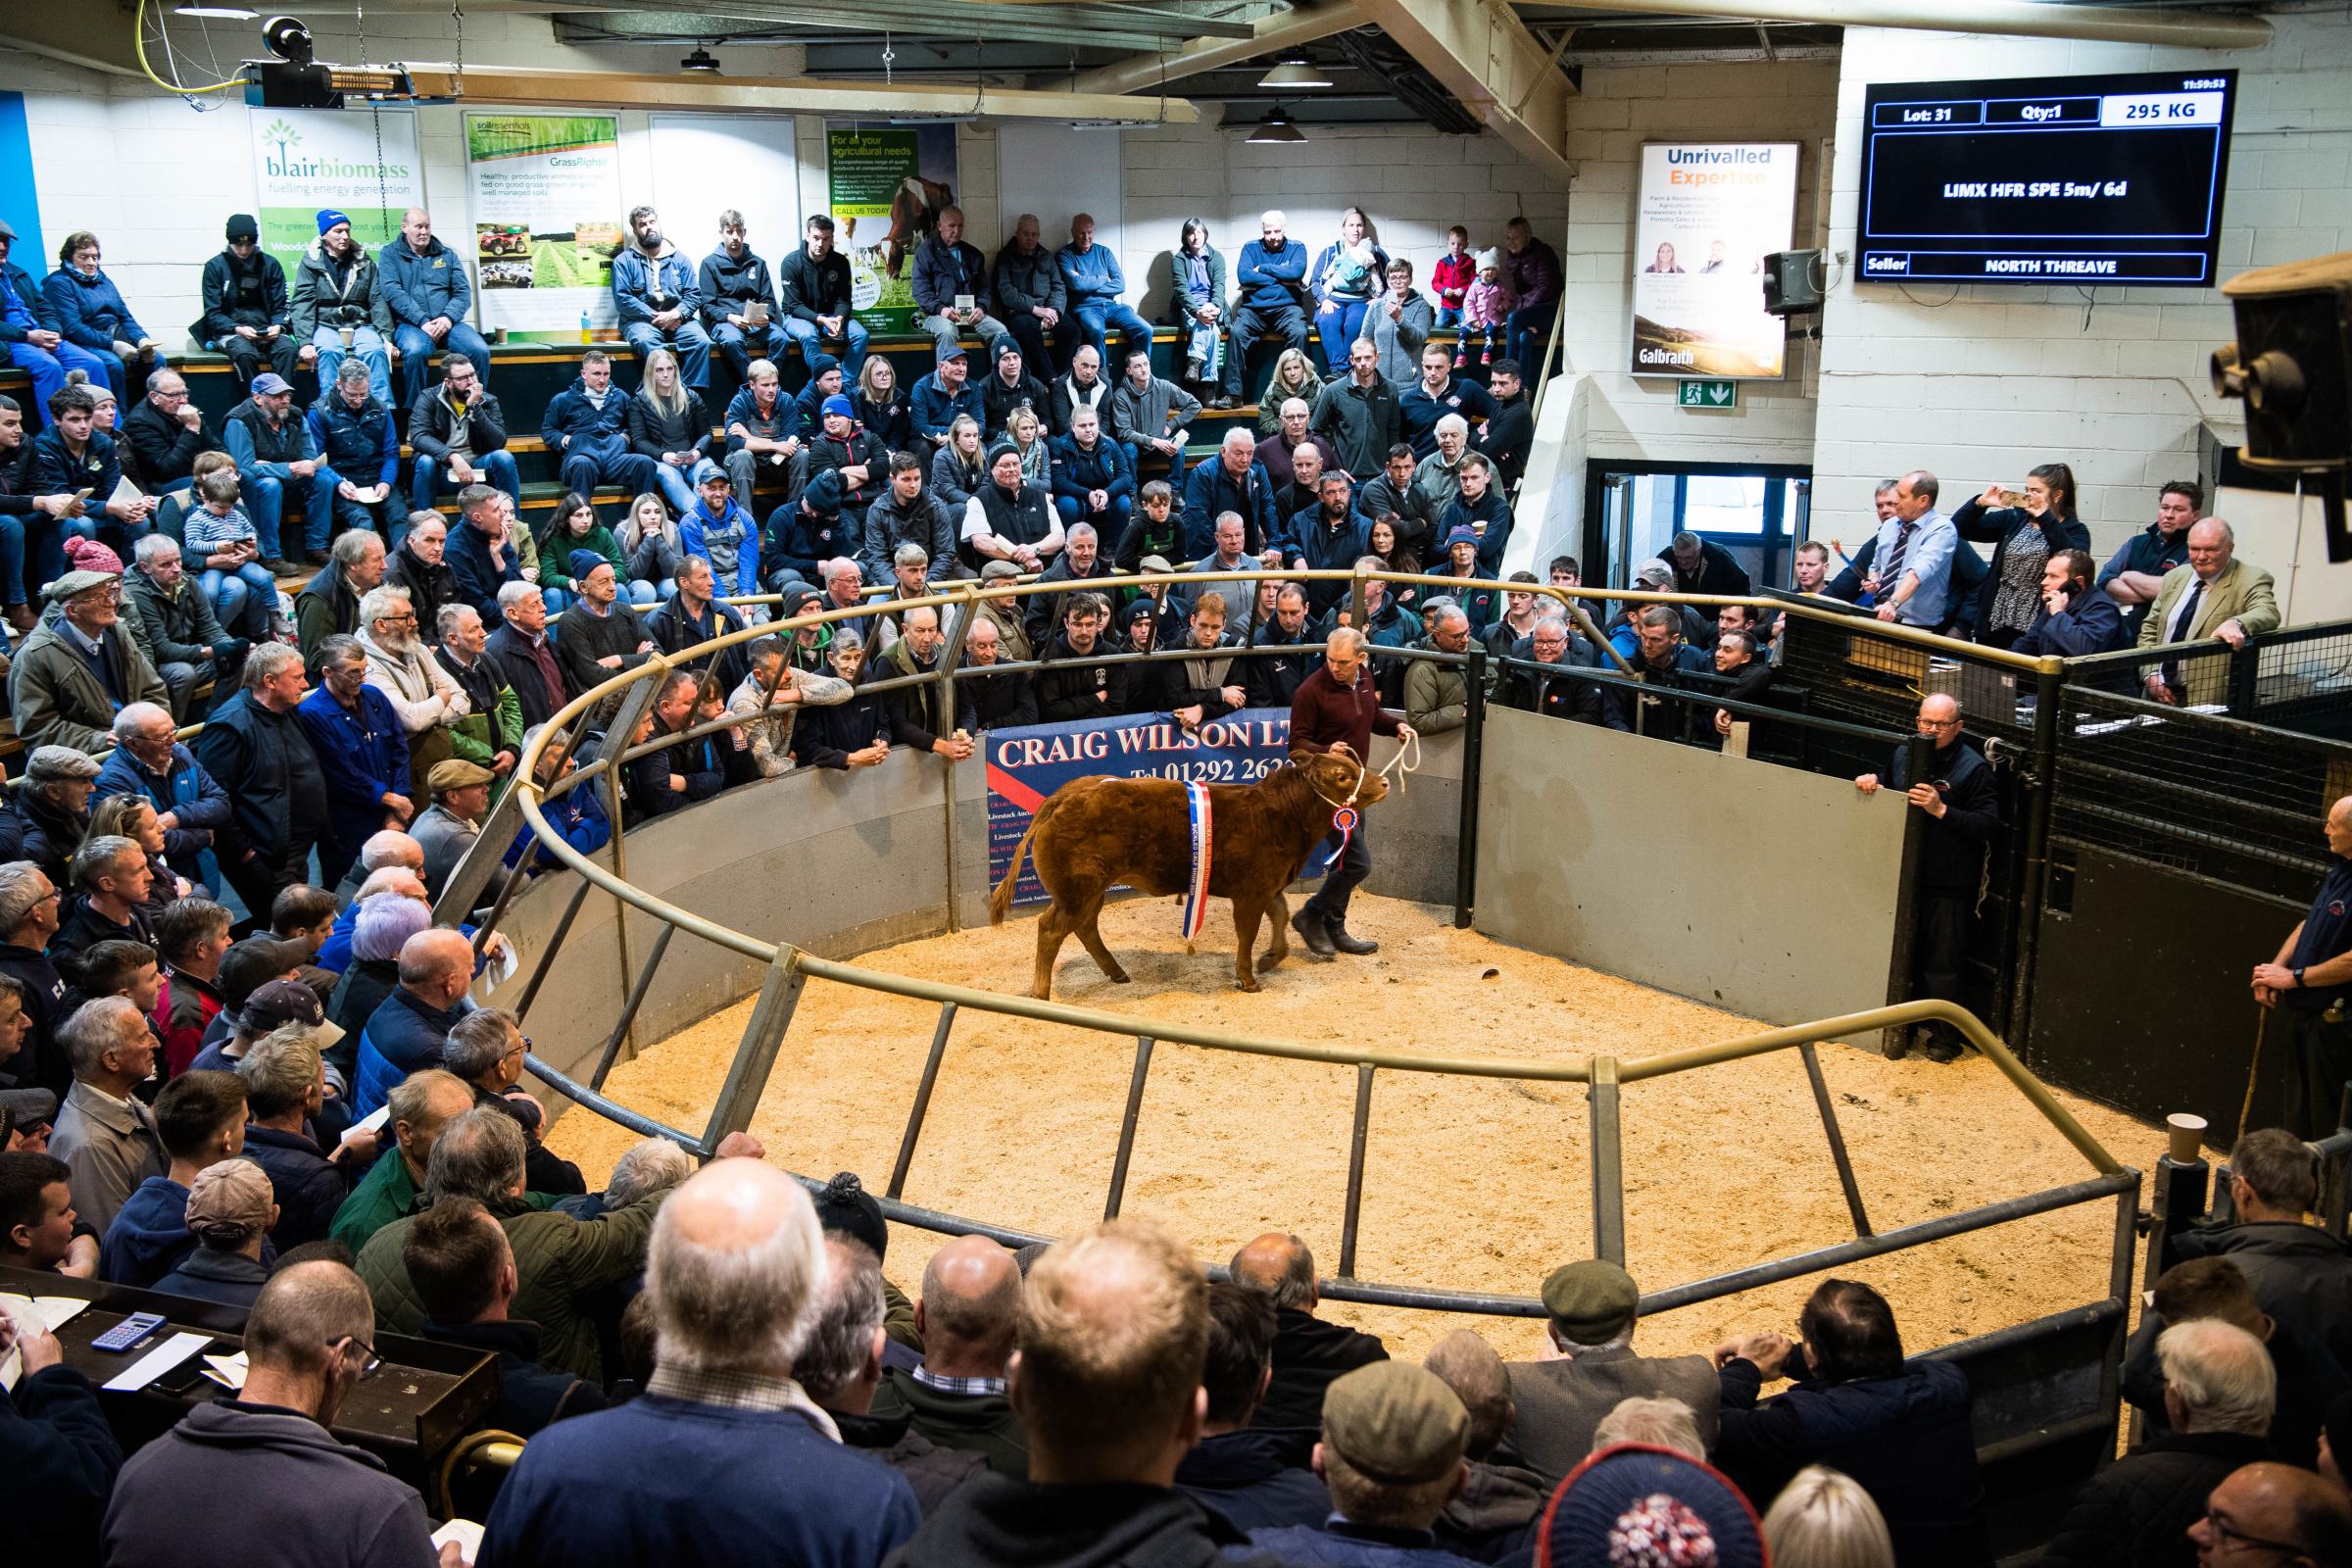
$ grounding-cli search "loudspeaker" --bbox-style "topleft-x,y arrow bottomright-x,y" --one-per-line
2213,253 -> 2352,470
1762,250 -> 1823,318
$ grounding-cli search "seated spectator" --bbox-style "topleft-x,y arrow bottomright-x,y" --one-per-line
351,926 -> 475,1120
854,356 -> 912,452
52,833 -> 154,972
374,205 -> 489,404
231,1016 -> 364,1249
12,568 -> 169,755
2138,517 -> 2281,707
627,347 -> 719,516
0,1279 -> 121,1563
1715,1277 -> 1989,1563
121,369 -> 221,494
612,205 -> 710,394
297,634 -> 414,892
101,1260 -> 443,1568
2013,548 -> 2128,659
954,615 -> 1037,733
1247,1360 -> 1480,1568
437,602 -> 522,773
408,352 -> 518,516
1608,605 -> 1713,732
2187,1462 -> 2352,1568
995,213 -> 1069,381
305,362 -> 400,541
1536,1444 -> 1762,1568
200,213 -> 302,390
1358,443 -> 1433,561
1262,396 -> 1339,495
405,1193 -> 608,1434
220,370 -> 328,573
1220,213 -> 1313,409
981,339 -> 1052,440
963,440 -> 1062,572
488,582 -> 574,732
180,468 -> 279,638
47,992 -> 163,1234
293,526 -> 385,679
1230,1230 -> 1388,1431
1183,427 -> 1281,562
476,1152 -> 915,1568
1501,1259 -> 1715,1484
148,896 -> 230,1077
125,537 -> 241,723
2171,1127 -> 2352,1367
1050,406 -> 1134,549
1109,346 -> 1200,493
356,582 -> 469,795
100,1065 -> 248,1286
912,206 -> 1010,363
863,453 -> 960,586
150,1154 -> 276,1307
868,1233 -> 1029,1475
720,359 -> 802,508
0,392 -> 85,623
289,209 -> 394,401
542,350 -> 657,502
1168,217 -> 1228,393
554,555 -> 657,702
44,229 -> 162,405
777,212 -> 868,378
409,759 -> 490,903
27,383 -> 152,556
0,221 -> 115,441
911,346 -> 986,454
802,1234 -> 991,1512
693,209 -> 783,386
326,1064 -> 472,1253
1174,1280 -> 1327,1530
1056,214 -> 1151,368
1758,1466 -> 1894,1568
1483,575 -> 1544,656
2046,1317 -> 2274,1568
0,1148 -> 98,1276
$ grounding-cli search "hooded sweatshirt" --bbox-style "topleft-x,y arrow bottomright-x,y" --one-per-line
98,1175 -> 196,1287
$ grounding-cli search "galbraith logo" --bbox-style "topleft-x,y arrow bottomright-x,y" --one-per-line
259,118 -> 412,181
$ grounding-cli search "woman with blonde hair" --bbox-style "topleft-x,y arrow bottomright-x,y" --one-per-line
614,491 -> 682,601
1004,406 -> 1052,489
1255,347 -> 1324,435
1762,1466 -> 1895,1568
624,346 -> 717,514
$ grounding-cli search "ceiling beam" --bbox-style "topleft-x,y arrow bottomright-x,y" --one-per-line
1348,0 -> 1576,183
1062,5 -> 1362,97
1510,0 -> 2271,51
400,60 -> 1201,120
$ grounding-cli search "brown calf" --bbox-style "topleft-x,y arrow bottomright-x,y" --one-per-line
988,749 -> 1388,997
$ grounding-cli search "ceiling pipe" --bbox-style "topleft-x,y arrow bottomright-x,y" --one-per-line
1514,0 -> 2271,51
1062,4 -> 1363,97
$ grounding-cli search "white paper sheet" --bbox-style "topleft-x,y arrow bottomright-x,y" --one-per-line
0,1293 -> 90,1331
433,1520 -> 485,1564
102,1330 -> 211,1392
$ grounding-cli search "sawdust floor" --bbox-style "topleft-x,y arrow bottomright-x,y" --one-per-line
546,894 -> 2156,1363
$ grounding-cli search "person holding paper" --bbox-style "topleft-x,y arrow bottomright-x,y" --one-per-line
698,209 -> 785,387
910,205 -> 1010,365
0,391 -> 88,627
24,383 -> 147,583
0,1286 -> 122,1565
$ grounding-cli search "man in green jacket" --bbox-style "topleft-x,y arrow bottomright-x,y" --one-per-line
9,569 -> 170,753
869,1232 -> 1028,1475
327,1066 -> 477,1254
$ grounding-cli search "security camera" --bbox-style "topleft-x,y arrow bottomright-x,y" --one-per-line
262,16 -> 315,67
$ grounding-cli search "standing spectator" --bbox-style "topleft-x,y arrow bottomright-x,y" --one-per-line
1306,208 -> 1390,374
649,554 -> 751,694
1662,529 -> 1751,600
554,557 -> 656,700
1864,470 -> 1957,629
48,990 -> 164,1234
2097,480 -> 2201,642
407,352 -> 518,515
912,205 -> 1010,364
51,834 -> 154,970
1260,396 -> 1339,494
1502,1259 -> 1718,1484
1479,362 -> 1533,493
0,392 -> 87,625
102,1260 -> 445,1568
542,350 -> 657,501
1498,217 -> 1562,372
377,207 -> 491,410
2263,800 -> 2352,1138
199,644 -> 329,918
350,926 -> 474,1120
2187,1463 -> 2352,1568
288,212 -> 394,409
1222,211 -> 1312,410
43,229 -> 161,405
442,1007 -> 581,1197
1398,344 -> 1496,461
698,209 -> 784,384
1854,694 -> 2000,1060
725,639 -> 851,779
1173,1281 -> 1328,1531
306,361 -> 401,539
1358,258 -> 1434,387
476,1155 -> 917,1568
721,359 -> 802,508
220,369 -> 330,573
2167,1129 -> 2352,1366
1229,1230 -> 1388,1430
1951,466 -> 2089,651
2137,518 -> 2280,708
234,1019 -> 363,1250
297,635 -> 413,892
2119,1254 -> 2344,1471
995,213 -> 1069,380
327,1065 -> 472,1254
1057,214 -> 1152,369
98,1064 -> 248,1286
406,1195 -> 609,1435
296,527 -> 388,679
199,214 -> 302,391
1439,454 -> 1511,575
1410,416 -> 1479,527
612,205 -> 710,395
1315,340 -> 1404,487
1714,1278 -> 1990,1567
120,369 -> 221,492
11,568 -> 169,753
777,213 -> 868,380
0,1278 -> 122,1564
486,582 -> 568,731
954,613 -> 1036,731
627,347 -> 718,516
625,668 -> 724,812
1169,218 -> 1228,396
0,220 -> 114,416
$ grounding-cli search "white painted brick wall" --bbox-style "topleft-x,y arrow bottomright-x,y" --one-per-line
1815,6 -> 2352,563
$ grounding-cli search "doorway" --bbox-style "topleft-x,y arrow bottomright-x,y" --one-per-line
1583,462 -> 1812,590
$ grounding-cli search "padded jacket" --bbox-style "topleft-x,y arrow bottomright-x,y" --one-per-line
374,232 -> 473,327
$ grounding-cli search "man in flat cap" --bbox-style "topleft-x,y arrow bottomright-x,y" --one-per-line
412,758 -> 494,904
1245,1360 -> 1480,1568
1499,1259 -> 1718,1485
10,568 -> 169,753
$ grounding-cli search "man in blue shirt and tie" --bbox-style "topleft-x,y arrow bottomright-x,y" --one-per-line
1868,470 -> 1958,630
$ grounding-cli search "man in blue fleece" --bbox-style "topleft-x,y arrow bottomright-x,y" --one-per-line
1055,216 -> 1152,373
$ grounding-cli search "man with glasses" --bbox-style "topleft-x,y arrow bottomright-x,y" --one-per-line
101,1259 -> 454,1568
442,1007 -> 583,1197
2188,1461 -> 2352,1566
1854,693 -> 2001,1062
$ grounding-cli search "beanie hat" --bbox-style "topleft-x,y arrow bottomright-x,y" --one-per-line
226,214 -> 260,242
1538,1446 -> 1764,1568
1475,248 -> 1500,271
806,352 -> 840,378
63,535 -> 125,576
821,394 -> 856,421
317,209 -> 353,237
811,1171 -> 889,1261
568,549 -> 612,584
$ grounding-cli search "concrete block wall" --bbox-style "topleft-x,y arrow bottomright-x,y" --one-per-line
1815,6 -> 2352,563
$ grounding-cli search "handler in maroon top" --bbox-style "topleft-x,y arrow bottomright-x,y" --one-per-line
1288,625 -> 1415,956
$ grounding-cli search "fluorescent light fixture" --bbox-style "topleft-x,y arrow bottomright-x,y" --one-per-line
680,45 -> 721,73
175,4 -> 260,17
1247,107 -> 1305,145
1257,59 -> 1332,90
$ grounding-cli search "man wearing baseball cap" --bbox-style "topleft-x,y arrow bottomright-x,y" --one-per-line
199,214 -> 303,390
1502,1259 -> 1718,1486
909,341 -> 985,453
220,368 -> 336,573
151,1155 -> 277,1307
414,758 -> 495,902
1247,1360 -> 1479,1568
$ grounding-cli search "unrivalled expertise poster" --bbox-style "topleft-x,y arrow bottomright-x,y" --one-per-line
826,123 -> 957,334
1628,142 -> 1798,379
465,114 -> 625,342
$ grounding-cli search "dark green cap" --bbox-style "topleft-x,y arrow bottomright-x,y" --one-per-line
1542,1259 -> 1639,1345
1320,1361 -> 1468,1485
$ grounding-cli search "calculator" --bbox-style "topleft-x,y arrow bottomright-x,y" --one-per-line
91,1312 -> 167,1352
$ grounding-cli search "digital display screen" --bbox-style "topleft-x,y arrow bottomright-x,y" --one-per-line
1857,70 -> 2236,287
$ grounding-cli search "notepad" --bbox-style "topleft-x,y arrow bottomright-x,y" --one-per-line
434,1520 -> 485,1564
103,1331 -> 212,1392
0,1293 -> 91,1332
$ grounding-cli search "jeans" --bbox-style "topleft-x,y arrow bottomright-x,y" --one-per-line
1302,812 -> 1371,924
1121,442 -> 1188,493
393,320 -> 496,409
1314,300 -> 1373,374
778,316 -> 869,381
1054,493 -> 1133,556
215,330 -> 304,390
0,513 -> 22,606
712,319 -> 788,383
409,448 -> 521,515
921,312 -> 1009,362
555,436 -> 658,503
239,465 -> 343,556
27,510 -> 101,595
311,325 -> 393,408
1433,307 -> 1463,329
1223,302 -> 1307,398
156,660 -> 201,722
1503,302 -> 1558,377
1004,313 -> 1063,380
328,485 -> 394,542
2,338 -> 116,419
201,562 -> 283,637
621,320 -> 712,392
1071,300 -> 1152,368
648,454 -> 722,514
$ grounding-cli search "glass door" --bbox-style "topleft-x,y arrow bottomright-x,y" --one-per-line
1585,462 -> 1812,592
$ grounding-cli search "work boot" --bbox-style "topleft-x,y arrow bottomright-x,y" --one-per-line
1291,906 -> 1336,957
1326,922 -> 1379,956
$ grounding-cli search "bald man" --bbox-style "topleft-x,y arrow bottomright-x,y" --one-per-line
2187,1462 -> 2352,1566
350,928 -> 476,1119
477,1157 -> 920,1568
1423,1330 -> 1546,1559
1855,694 -> 2000,1062
1229,1231 -> 1388,1430
870,1235 -> 1028,1475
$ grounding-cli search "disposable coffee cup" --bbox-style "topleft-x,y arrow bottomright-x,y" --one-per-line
2166,1112 -> 2208,1164
339,324 -> 356,350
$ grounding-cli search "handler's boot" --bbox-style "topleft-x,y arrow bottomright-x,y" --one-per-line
1325,921 -> 1379,956
1291,906 -> 1337,957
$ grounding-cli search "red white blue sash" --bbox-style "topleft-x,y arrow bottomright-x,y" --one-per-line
1181,781 -> 1214,940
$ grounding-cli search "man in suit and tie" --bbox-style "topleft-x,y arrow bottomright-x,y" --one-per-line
2136,518 -> 2279,708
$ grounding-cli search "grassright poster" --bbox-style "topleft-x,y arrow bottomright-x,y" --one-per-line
465,113 -> 625,343
826,124 -> 956,334
1628,142 -> 1798,380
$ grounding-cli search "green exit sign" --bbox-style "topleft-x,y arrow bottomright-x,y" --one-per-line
1679,379 -> 1739,409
